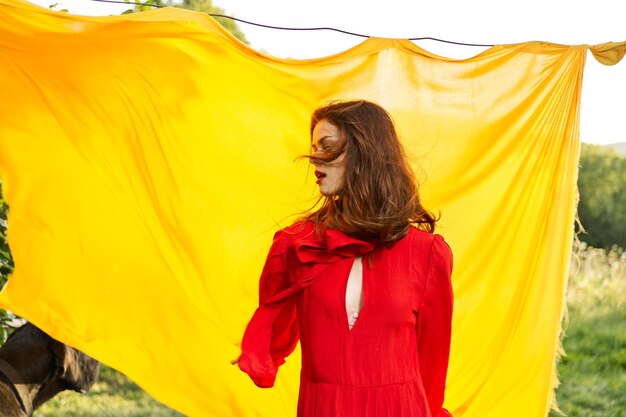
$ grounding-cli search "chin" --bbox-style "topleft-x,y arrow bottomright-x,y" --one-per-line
319,187 -> 340,197
318,181 -> 342,197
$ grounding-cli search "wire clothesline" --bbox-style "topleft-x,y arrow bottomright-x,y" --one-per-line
87,0 -> 496,48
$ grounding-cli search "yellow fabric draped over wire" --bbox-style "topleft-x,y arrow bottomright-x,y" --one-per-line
0,0 -> 623,415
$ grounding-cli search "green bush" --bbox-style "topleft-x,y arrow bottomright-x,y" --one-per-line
577,144 -> 626,249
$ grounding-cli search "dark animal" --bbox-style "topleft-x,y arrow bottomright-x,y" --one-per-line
0,323 -> 100,416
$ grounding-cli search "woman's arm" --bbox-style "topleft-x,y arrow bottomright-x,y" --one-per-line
416,234 -> 454,416
238,231 -> 300,388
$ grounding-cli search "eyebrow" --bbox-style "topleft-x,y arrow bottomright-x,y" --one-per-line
312,135 -> 334,150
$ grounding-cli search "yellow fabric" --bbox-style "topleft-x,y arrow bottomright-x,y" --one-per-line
1,1 -> 618,415
588,41 -> 626,65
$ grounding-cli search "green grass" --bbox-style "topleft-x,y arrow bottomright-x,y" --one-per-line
548,243 -> 626,417
35,365 -> 183,417
549,308 -> 626,417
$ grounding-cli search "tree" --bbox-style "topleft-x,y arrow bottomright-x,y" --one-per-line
168,0 -> 248,44
123,0 -> 248,44
577,144 -> 626,249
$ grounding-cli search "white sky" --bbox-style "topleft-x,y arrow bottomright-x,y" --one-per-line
27,0 -> 626,145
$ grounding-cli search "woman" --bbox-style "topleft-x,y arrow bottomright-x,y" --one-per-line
237,100 -> 453,417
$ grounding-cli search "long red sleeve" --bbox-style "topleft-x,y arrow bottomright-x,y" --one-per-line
238,232 -> 299,388
416,234 -> 454,417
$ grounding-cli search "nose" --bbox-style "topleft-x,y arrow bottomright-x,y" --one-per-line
310,153 -> 324,166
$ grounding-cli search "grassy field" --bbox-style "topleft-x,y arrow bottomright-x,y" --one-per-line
36,243 -> 625,417
35,365 -> 183,417
548,308 -> 626,417
548,243 -> 626,417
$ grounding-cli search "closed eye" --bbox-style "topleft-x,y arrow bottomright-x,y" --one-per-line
312,136 -> 332,154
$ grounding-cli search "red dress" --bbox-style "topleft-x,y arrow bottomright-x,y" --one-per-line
239,222 -> 453,417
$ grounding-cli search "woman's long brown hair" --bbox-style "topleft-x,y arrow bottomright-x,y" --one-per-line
305,100 -> 437,244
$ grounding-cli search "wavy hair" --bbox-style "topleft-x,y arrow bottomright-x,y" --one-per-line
304,100 -> 437,244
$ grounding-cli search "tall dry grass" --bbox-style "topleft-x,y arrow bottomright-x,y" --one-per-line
567,241 -> 626,316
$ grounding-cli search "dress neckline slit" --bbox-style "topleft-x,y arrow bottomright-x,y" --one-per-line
345,256 -> 364,333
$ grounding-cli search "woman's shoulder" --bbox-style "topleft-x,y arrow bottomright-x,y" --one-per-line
405,226 -> 452,256
396,227 -> 452,276
268,221 -> 318,251
275,221 -> 316,241
405,225 -> 436,245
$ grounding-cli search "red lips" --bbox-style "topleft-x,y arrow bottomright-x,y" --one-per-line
315,170 -> 326,184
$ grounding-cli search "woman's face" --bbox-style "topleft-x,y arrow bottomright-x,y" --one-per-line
311,119 -> 346,196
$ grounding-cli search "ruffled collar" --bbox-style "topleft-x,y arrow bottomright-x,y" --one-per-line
286,222 -> 376,265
